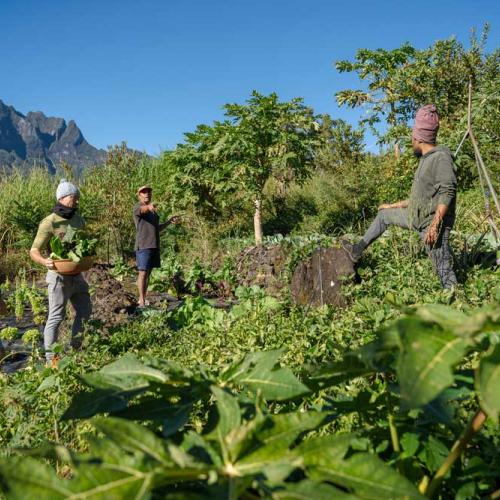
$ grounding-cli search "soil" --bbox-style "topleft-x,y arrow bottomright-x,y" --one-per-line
83,264 -> 138,328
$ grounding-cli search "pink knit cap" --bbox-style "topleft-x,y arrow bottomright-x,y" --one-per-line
412,104 -> 439,143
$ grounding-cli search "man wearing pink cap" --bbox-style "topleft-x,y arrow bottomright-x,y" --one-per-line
343,105 -> 458,289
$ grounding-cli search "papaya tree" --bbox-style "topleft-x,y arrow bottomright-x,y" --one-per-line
222,91 -> 320,245
164,92 -> 320,245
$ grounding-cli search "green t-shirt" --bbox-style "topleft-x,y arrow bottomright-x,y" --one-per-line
31,213 -> 85,252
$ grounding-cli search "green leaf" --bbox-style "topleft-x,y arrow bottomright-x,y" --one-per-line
222,349 -> 284,382
476,343 -> 500,422
234,412 -> 327,478
272,480 -> 358,499
223,350 -> 310,401
62,388 -> 141,420
36,374 -> 58,392
302,439 -> 423,499
92,417 -> 172,466
417,436 -> 449,473
237,366 -> 310,401
113,399 -> 192,428
92,353 -> 169,386
67,250 -> 81,263
414,304 -> 500,337
67,463 -> 154,499
210,386 -> 241,439
396,318 -> 469,409
49,236 -> 65,259
258,411 -> 327,451
304,356 -> 373,391
400,432 -> 420,458
0,456 -> 72,499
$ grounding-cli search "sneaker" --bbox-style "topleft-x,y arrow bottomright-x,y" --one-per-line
340,238 -> 362,263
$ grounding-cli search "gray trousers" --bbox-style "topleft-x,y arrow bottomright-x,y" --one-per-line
44,272 -> 92,360
362,208 -> 458,289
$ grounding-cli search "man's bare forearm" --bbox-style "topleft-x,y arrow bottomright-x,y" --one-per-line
429,204 -> 449,229
393,199 -> 409,208
30,248 -> 53,268
379,199 -> 409,210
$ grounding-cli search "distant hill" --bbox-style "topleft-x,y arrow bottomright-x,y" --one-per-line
0,99 -> 107,174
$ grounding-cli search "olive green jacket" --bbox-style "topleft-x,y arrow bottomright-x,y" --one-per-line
408,146 -> 457,231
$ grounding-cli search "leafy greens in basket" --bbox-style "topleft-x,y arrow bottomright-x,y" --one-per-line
49,226 -> 98,263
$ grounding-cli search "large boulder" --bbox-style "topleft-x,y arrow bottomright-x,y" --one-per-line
236,245 -> 287,296
291,247 -> 355,307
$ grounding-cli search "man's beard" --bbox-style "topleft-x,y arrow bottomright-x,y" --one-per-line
413,147 -> 422,158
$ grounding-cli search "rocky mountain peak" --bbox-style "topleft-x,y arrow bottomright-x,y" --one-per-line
0,100 -> 106,174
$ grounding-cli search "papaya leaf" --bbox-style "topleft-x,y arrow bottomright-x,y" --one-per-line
96,353 -> 169,385
92,417 -> 173,466
272,479 -> 359,499
414,304 -> 500,338
396,318 -> 469,410
0,456 -> 72,499
208,386 -> 241,457
234,411 -> 328,477
62,387 -> 143,420
299,437 -> 423,500
221,349 -> 284,382
476,343 -> 500,422
304,356 -> 374,391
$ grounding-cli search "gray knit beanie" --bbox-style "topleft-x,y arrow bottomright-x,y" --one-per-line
56,179 -> 80,200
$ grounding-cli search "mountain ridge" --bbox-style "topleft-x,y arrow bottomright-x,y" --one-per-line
0,99 -> 106,173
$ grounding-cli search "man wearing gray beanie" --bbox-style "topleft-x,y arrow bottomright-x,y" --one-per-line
342,104 -> 458,291
30,179 -> 92,365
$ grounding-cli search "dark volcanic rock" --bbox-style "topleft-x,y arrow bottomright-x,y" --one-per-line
236,245 -> 288,296
291,247 -> 355,307
0,99 -> 106,173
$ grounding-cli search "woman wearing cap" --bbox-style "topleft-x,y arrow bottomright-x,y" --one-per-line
133,186 -> 179,307
30,179 -> 92,364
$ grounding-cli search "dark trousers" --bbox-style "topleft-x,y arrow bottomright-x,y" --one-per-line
362,208 -> 458,289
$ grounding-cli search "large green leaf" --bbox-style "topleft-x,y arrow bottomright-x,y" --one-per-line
307,452 -> 423,499
396,318 -> 469,409
414,303 -> 500,337
67,464 -> 154,499
92,417 -> 172,466
113,398 -> 192,427
257,411 -> 328,451
0,457 -> 71,499
298,436 -> 423,499
222,350 -> 284,382
476,343 -> 500,422
271,480 -> 359,499
236,411 -> 327,474
82,353 -> 169,390
210,386 -> 241,439
304,356 -> 374,391
223,350 -> 310,401
237,365 -> 310,401
62,388 -> 144,420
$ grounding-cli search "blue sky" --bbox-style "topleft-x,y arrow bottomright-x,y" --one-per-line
1,0 -> 498,154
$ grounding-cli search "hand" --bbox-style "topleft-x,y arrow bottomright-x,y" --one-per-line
378,203 -> 393,210
168,215 -> 181,225
424,225 -> 439,246
44,258 -> 55,269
